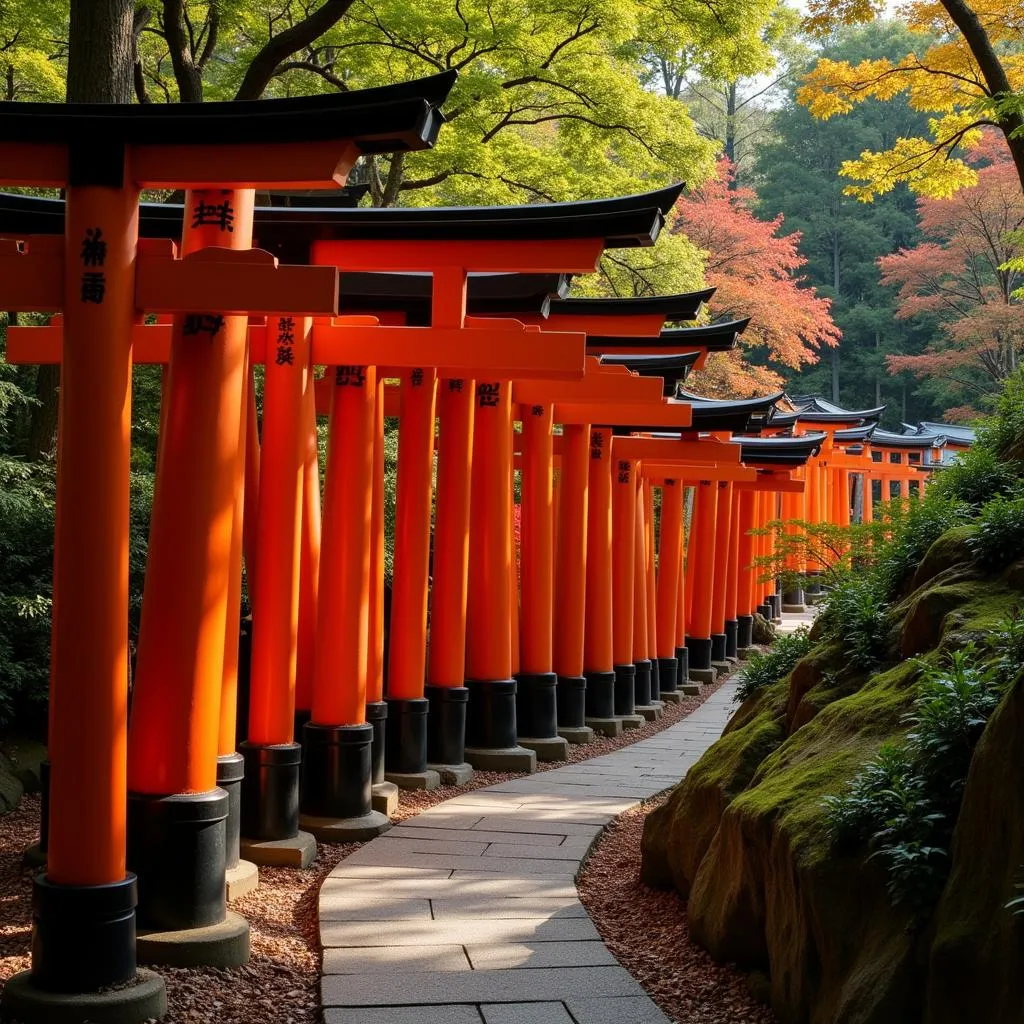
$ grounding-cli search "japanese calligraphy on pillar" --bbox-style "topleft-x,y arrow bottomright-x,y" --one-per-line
79,227 -> 106,304
530,405 -> 544,417
275,316 -> 296,366
336,365 -> 367,387
617,460 -> 631,484
410,368 -> 425,387
590,429 -> 606,460
477,382 -> 500,408
191,194 -> 235,233
447,379 -> 464,393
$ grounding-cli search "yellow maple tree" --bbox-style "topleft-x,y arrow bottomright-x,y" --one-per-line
797,0 -> 1024,200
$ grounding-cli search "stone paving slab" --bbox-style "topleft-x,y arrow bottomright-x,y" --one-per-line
321,965 -> 644,1005
318,676 -> 741,1022
430,897 -> 588,919
321,916 -> 602,948
480,1002 -> 575,1023
465,940 -> 618,970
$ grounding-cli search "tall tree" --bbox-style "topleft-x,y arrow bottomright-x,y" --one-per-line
756,21 -> 932,419
672,160 -> 840,396
881,133 -> 1024,418
798,0 -> 1024,197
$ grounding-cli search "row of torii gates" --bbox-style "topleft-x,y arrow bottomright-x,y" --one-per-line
0,75 -> 969,1023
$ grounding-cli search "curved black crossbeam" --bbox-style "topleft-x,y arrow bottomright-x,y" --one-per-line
549,289 -> 714,321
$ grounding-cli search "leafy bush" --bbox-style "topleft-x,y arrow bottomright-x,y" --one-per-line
976,368 -> 1024,466
967,493 -> 1024,570
988,608 -> 1024,679
818,575 -> 890,669
928,446 -> 1018,507
734,626 -> 812,703
872,494 -> 972,599
824,645 -> 1005,917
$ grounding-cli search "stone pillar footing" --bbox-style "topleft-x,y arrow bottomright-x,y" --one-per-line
136,911 -> 250,969
619,715 -> 645,731
384,770 -> 441,792
426,763 -> 474,786
239,830 -> 317,869
517,736 -> 570,762
300,810 -> 391,843
371,781 -> 400,816
225,859 -> 259,902
0,969 -> 166,1024
689,667 -> 716,685
782,604 -> 806,614
634,704 -> 663,722
557,725 -> 594,745
737,647 -> 757,660
585,717 -> 623,738
659,691 -> 682,705
464,746 -> 537,773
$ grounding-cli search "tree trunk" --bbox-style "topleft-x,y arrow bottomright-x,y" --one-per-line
66,1 -> 135,104
725,82 -> 737,186
24,2 -> 134,460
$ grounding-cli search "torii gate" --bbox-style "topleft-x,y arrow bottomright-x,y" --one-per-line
0,75 -> 454,1024
310,187 -> 683,778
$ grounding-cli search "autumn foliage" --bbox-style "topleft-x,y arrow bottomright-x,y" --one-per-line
881,134 -> 1024,413
672,161 -> 840,396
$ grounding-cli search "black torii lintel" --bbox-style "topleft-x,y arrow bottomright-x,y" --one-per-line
588,317 -> 749,352
0,71 -> 457,188
733,432 -> 827,466
600,351 -> 701,394
549,289 -> 715,322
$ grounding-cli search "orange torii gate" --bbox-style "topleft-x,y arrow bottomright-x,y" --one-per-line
0,76 -> 454,1023
310,187 -> 683,778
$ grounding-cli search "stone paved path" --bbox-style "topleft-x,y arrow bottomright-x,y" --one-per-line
317,676 -> 743,1024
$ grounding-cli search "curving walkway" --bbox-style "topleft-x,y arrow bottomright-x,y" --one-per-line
318,679 -> 739,1024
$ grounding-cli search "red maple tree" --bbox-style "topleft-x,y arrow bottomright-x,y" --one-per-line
882,133 -> 1024,411
673,160 -> 840,397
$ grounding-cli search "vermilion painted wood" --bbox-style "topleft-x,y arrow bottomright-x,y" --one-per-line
129,189 -> 254,797
655,480 -> 683,661
583,427 -> 615,676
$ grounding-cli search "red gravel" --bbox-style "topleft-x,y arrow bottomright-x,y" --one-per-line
577,795 -> 777,1024
0,670 -> 758,1023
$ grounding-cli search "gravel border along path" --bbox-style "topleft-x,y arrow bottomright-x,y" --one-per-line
0,669 -> 752,1024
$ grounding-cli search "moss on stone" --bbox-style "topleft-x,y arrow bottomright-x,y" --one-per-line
910,525 -> 977,591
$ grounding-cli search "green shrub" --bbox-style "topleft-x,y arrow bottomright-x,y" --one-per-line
818,575 -> 890,669
928,446 -> 1018,507
966,493 -> 1024,570
824,644 -> 1005,917
873,494 -> 972,598
734,626 -> 812,703
976,368 -> 1024,465
989,609 -> 1024,679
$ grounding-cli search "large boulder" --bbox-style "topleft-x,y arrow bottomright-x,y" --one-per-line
909,525 -> 976,591
923,674 -> 1024,1024
0,738 -> 47,815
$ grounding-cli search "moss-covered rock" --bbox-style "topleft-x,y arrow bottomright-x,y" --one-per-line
640,523 -> 1024,1024
923,675 -> 1024,1024
640,682 -> 787,895
910,525 -> 976,591
0,738 -> 47,815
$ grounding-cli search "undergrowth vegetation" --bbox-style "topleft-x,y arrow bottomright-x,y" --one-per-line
734,626 -> 812,702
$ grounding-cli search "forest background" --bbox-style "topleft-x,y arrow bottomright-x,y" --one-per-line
0,0 -> 1020,729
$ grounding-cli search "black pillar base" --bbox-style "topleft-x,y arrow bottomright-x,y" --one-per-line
737,615 -> 754,648
127,789 -> 228,932
613,664 -> 636,717
782,588 -> 804,607
769,594 -> 782,619
555,676 -> 587,728
757,602 -> 772,620
27,873 -> 139,993
300,721 -> 373,820
725,619 -> 739,660
239,742 -> 301,842
657,657 -> 678,694
634,660 -> 653,707
384,698 -> 430,775
366,701 -> 388,785
293,709 -> 311,750
675,646 -> 690,684
426,686 -> 469,764
217,752 -> 245,869
710,633 -> 727,663
515,673 -> 558,739
649,659 -> 660,702
685,636 -> 713,671
583,670 -> 616,719
466,679 -> 518,749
